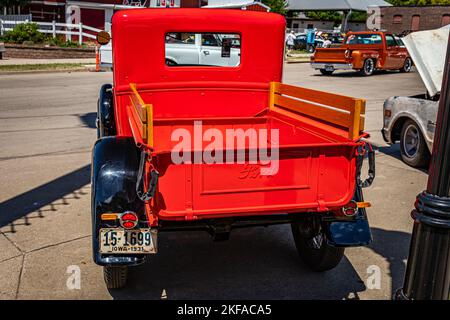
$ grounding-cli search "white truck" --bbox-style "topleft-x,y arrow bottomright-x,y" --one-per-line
382,25 -> 449,168
100,32 -> 241,67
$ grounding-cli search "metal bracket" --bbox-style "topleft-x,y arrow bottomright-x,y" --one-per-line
136,151 -> 159,202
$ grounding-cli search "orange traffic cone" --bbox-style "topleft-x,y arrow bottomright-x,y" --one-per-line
95,43 -> 100,72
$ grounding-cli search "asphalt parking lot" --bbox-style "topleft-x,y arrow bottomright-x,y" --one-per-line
0,64 -> 428,299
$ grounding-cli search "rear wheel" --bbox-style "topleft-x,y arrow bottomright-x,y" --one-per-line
400,119 -> 430,168
103,265 -> 128,289
166,59 -> 177,66
97,84 -> 115,139
320,69 -> 334,75
359,58 -> 375,76
400,57 -> 412,73
291,219 -> 344,271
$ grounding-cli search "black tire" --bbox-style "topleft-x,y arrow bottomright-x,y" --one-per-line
291,220 -> 344,271
103,266 -> 128,289
400,57 -> 412,73
97,84 -> 115,139
400,119 -> 430,168
320,69 -> 334,75
166,59 -> 177,66
359,58 -> 375,76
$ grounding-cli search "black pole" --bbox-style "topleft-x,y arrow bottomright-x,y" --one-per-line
396,37 -> 450,300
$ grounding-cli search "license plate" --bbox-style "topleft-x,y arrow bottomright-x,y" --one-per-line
325,65 -> 334,71
99,228 -> 156,254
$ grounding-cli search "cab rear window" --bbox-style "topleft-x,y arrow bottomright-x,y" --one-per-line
345,34 -> 382,45
165,32 -> 241,67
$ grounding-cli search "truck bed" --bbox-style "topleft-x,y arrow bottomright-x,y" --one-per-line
313,47 -> 348,64
124,82 -> 366,220
119,82 -> 364,220
151,111 -> 362,220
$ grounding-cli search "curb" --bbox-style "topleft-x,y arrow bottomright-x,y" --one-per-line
285,59 -> 310,64
0,65 -> 108,75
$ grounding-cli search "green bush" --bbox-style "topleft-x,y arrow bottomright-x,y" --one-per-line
3,23 -> 45,44
43,35 -> 65,47
59,40 -> 81,48
4,23 -> 88,48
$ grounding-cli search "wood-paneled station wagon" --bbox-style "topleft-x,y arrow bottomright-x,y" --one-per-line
92,9 -> 375,288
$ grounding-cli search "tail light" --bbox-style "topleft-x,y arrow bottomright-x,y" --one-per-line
342,201 -> 358,217
120,211 -> 138,229
344,49 -> 351,59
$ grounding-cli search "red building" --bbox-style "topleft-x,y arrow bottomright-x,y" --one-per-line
25,1 -> 66,22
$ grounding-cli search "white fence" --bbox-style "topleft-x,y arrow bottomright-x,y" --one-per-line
0,20 -> 102,44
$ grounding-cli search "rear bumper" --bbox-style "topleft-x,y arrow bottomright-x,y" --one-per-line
311,62 -> 353,70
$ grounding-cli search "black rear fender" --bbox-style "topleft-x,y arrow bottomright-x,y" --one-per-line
91,137 -> 146,266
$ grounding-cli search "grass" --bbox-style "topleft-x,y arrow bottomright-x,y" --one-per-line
0,63 -> 88,72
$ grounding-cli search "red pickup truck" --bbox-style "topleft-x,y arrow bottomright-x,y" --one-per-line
311,31 -> 412,76
92,9 -> 375,289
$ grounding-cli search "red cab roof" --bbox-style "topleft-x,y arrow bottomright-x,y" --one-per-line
112,8 -> 286,89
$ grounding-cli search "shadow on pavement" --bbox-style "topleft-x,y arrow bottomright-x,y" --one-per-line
375,144 -> 402,161
312,70 -> 404,78
374,144 -> 429,173
368,227 -> 411,298
109,226 -> 412,300
0,165 -> 91,230
79,112 -> 97,129
109,225 -> 366,300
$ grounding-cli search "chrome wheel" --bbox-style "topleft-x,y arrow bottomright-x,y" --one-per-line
400,119 -> 430,168
364,59 -> 374,74
403,124 -> 420,158
401,58 -> 412,73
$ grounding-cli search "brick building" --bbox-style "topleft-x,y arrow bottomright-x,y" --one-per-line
379,5 -> 450,34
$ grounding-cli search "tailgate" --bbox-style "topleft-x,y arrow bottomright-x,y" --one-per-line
313,48 -> 348,64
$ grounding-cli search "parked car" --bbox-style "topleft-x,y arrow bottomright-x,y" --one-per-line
382,26 -> 448,167
100,31 -> 241,67
165,32 -> 241,66
293,34 -> 324,52
330,35 -> 345,44
93,9 -> 375,288
311,31 -> 412,76
395,36 -> 405,47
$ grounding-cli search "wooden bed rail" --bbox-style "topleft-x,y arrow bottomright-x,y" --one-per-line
269,82 -> 366,140
128,83 -> 154,148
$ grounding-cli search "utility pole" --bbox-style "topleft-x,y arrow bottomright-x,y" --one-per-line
396,37 -> 450,300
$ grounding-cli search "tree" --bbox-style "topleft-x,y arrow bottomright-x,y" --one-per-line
305,10 -> 367,24
0,0 -> 31,8
0,0 -> 30,15
262,0 -> 288,15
